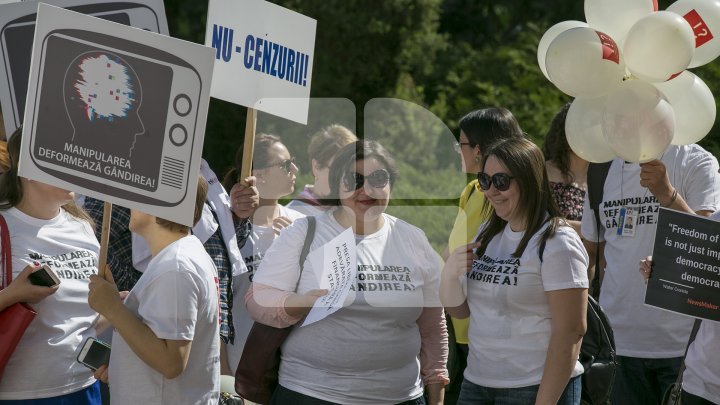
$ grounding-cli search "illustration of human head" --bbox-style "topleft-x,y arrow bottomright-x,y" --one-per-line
63,51 -> 145,157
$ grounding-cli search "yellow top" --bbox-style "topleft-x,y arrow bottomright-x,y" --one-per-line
447,179 -> 487,344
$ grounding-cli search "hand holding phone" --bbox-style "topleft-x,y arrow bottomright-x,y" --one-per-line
77,337 -> 111,371
28,264 -> 61,288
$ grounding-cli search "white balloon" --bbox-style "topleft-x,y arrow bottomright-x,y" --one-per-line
668,0 -> 720,67
585,0 -> 656,47
603,80 -> 675,163
565,96 -> 617,163
538,21 -> 589,81
623,11 -> 695,82
654,71 -> 716,145
545,27 -> 626,98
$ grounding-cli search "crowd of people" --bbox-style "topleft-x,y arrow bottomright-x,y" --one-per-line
1,103 -> 719,405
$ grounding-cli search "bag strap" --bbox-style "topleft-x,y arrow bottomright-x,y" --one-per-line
587,162 -> 612,299
0,214 -> 11,290
294,216 -> 316,291
671,319 -> 702,390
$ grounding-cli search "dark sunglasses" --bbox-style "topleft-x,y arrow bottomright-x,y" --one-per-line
478,172 -> 514,191
269,157 -> 296,174
344,169 -> 391,191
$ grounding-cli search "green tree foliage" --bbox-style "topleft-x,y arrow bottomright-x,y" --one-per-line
163,0 -> 720,251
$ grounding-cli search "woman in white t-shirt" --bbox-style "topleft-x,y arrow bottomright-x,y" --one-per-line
221,134 -> 304,374
247,140 -> 448,405
441,137 -> 589,405
0,127 -> 102,404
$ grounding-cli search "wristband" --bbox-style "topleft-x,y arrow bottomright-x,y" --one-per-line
663,189 -> 678,208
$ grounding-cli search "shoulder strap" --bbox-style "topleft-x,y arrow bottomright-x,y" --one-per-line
672,319 -> 703,388
586,162 -> 612,298
0,214 -> 11,289
294,216 -> 316,291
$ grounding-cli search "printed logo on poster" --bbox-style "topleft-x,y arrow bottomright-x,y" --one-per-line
0,0 -> 169,138
204,0 -> 316,124
19,3 -> 214,226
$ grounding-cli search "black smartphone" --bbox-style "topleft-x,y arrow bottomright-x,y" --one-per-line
28,264 -> 61,287
76,337 -> 111,371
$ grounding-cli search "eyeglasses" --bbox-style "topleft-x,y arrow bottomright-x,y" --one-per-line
478,172 -> 515,191
344,169 -> 391,191
453,141 -> 472,153
268,157 -> 296,174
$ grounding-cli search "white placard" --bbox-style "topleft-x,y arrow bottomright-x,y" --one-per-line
302,228 -> 357,327
0,0 -> 169,137
205,0 -> 316,124
19,3 -> 214,226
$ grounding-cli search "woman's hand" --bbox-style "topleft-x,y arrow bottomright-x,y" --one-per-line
88,270 -> 122,317
639,256 -> 653,284
4,264 -> 58,304
93,364 -> 109,384
230,176 -> 259,219
272,216 -> 294,236
442,242 -> 481,280
284,289 -> 328,318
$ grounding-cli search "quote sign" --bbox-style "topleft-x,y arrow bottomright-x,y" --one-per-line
204,0 -> 316,124
0,0 -> 169,137
646,208 -> 720,321
19,3 -> 214,226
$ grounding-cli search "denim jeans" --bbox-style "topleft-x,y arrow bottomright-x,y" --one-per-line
457,375 -> 581,405
612,356 -> 683,405
270,384 -> 426,405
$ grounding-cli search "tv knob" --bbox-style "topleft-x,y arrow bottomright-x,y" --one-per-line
169,124 -> 188,146
173,94 -> 191,117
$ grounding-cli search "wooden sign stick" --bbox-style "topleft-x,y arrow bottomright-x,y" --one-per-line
97,201 -> 112,278
239,107 -> 257,182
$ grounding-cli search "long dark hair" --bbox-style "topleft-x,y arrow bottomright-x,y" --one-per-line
542,103 -> 573,182
475,137 -> 563,258
0,126 -> 93,225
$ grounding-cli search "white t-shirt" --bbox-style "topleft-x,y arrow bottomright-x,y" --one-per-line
109,236 -> 220,405
226,205 -> 304,374
682,210 -> 720,403
253,211 -> 442,404
0,207 -> 99,400
581,145 -> 720,357
464,223 -> 588,388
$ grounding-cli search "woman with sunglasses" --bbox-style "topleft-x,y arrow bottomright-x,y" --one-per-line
444,107 -> 524,403
247,140 -> 448,404
222,134 -> 305,375
441,137 -> 589,405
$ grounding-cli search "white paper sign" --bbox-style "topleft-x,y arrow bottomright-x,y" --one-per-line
19,4 -> 214,226
204,0 -> 316,124
0,0 -> 169,137
302,228 -> 357,327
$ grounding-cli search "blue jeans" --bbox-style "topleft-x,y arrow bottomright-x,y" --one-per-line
612,356 -> 682,405
271,384 -> 426,405
457,375 -> 581,405
0,381 -> 101,405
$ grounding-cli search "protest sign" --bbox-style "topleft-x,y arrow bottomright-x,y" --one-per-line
0,0 -> 169,137
302,228 -> 357,327
205,0 -> 316,125
19,3 -> 214,227
646,208 -> 720,322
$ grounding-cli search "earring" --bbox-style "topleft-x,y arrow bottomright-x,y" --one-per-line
474,156 -> 481,164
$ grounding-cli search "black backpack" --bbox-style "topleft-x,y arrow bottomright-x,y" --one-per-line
581,162 -> 618,405
539,162 -> 617,405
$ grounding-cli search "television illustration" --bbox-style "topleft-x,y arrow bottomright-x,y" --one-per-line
0,0 -> 167,135
26,28 -> 202,206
